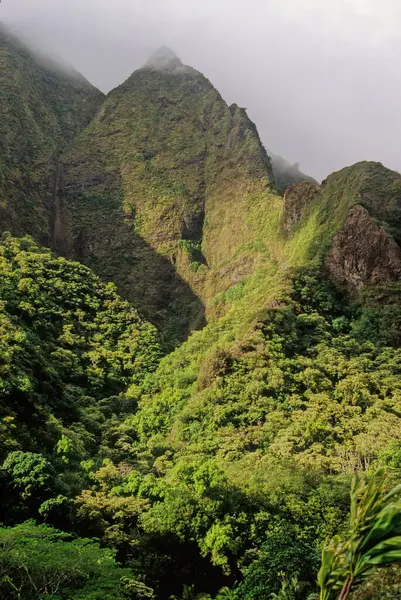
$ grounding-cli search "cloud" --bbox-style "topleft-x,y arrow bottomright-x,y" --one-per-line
2,0 -> 401,179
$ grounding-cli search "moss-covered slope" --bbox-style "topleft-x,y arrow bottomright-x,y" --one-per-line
60,49 -> 279,341
0,25 -> 104,241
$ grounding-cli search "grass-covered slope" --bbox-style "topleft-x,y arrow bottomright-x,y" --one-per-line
60,50 -> 279,341
0,25 -> 104,241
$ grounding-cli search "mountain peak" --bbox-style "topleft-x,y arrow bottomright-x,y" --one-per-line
144,46 -> 183,70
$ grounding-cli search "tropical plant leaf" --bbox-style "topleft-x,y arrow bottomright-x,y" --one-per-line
318,470 -> 401,600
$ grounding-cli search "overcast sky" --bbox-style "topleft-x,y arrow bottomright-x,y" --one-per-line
2,0 -> 401,180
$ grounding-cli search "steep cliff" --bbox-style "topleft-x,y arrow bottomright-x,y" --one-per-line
0,24 -> 104,241
60,49 -> 278,341
283,161 -> 401,292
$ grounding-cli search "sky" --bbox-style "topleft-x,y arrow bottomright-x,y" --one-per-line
2,0 -> 401,180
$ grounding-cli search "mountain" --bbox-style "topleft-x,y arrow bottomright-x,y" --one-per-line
0,24 -> 104,241
1,31 -> 401,600
58,48 -> 277,342
283,161 -> 401,292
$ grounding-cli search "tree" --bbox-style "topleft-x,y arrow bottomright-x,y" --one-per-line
269,576 -> 310,600
214,585 -> 238,599
2,451 -> 57,499
0,520 -> 151,599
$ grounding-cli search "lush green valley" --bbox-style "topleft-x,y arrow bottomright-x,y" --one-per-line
1,29 -> 401,600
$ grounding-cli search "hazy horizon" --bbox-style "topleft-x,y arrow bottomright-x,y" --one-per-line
2,0 -> 401,180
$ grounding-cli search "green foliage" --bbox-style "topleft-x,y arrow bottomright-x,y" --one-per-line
238,522 -> 319,598
0,234 -> 161,456
170,585 -> 211,600
269,576 -> 310,600
2,451 -> 57,499
214,585 -> 238,599
3,244 -> 400,598
318,469 -> 401,600
1,31 -> 401,600
0,520 -> 146,599
0,25 -> 104,240
78,268 -> 400,596
350,565 -> 401,599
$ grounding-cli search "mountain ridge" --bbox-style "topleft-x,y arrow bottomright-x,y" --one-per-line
0,23 -> 104,242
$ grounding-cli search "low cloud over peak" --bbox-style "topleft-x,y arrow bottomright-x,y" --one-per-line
2,0 -> 401,180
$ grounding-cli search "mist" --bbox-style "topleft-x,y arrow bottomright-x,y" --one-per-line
2,0 -> 401,180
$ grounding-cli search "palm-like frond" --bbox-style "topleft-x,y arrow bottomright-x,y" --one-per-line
215,585 -> 238,599
170,584 -> 211,600
270,575 -> 309,599
318,469 -> 401,600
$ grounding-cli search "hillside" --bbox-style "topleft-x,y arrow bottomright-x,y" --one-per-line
1,30 -> 401,600
0,24 -> 104,241
0,234 -> 160,459
82,160 -> 401,596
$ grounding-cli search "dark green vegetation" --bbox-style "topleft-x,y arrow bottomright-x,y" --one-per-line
0,234 -> 160,459
1,30 -> 401,599
0,520 -> 153,599
0,25 -> 104,241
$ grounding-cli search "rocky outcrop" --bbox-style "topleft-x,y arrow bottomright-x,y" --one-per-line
325,204 -> 401,292
281,162 -> 401,295
282,181 -> 319,232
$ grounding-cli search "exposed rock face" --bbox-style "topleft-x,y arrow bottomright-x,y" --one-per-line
325,204 -> 401,292
282,181 -> 319,232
